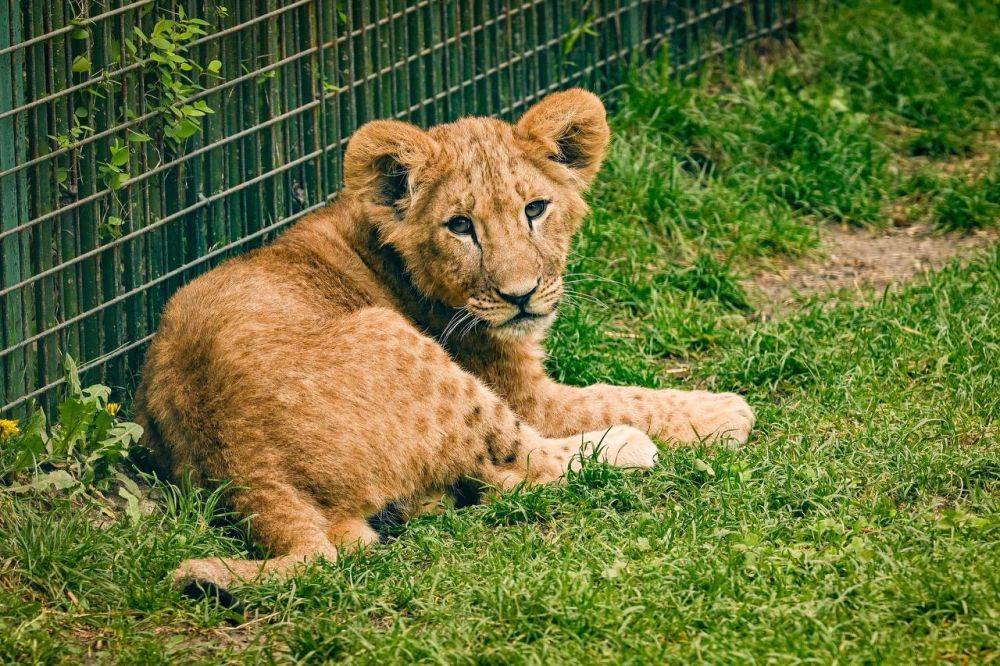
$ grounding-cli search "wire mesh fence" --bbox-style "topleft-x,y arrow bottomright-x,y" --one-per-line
1,0 -> 796,415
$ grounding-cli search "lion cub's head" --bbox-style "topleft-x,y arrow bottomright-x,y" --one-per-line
343,89 -> 609,340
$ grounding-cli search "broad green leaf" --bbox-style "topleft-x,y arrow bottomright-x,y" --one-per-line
118,487 -> 143,523
109,144 -> 130,167
115,470 -> 142,497
63,354 -> 82,397
71,55 -> 92,73
693,458 -> 716,477
150,37 -> 173,52
106,171 -> 130,190
55,396 -> 93,459
82,384 -> 110,407
9,409 -> 48,473
165,118 -> 201,141
102,422 -> 144,450
9,469 -> 79,493
88,409 -> 115,449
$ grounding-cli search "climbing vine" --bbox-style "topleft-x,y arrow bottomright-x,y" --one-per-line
52,6 -> 225,238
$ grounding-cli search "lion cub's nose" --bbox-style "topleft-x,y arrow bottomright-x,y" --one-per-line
498,280 -> 540,309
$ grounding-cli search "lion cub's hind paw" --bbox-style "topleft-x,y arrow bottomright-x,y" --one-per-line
172,558 -> 241,607
577,425 -> 658,470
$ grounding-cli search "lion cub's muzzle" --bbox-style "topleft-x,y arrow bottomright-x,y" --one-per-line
472,276 -> 563,332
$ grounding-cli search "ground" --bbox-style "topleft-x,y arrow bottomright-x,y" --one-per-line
1,1 -> 998,663
746,224 -> 998,318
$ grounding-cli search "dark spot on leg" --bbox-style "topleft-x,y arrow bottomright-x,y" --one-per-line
503,452 -> 517,464
562,445 -> 570,453
465,405 -> 482,427
485,431 -> 501,465
485,427 -> 520,466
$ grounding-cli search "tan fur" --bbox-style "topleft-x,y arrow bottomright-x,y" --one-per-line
135,90 -> 754,595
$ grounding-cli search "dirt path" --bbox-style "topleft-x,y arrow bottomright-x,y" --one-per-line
745,224 -> 998,318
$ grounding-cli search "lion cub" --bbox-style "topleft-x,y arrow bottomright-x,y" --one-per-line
136,89 -> 754,594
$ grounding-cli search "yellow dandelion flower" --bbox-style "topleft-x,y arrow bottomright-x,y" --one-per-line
107,403 -> 121,417
0,419 -> 20,439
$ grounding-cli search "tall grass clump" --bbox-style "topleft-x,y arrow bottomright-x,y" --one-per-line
807,0 -> 999,157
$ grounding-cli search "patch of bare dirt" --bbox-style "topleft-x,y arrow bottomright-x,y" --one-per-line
746,224 -> 998,318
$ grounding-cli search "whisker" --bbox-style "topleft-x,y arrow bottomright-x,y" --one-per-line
454,312 -> 477,343
562,273 -> 628,287
558,294 -> 596,313
558,296 -> 583,311
562,289 -> 609,309
459,314 -> 481,340
440,309 -> 472,346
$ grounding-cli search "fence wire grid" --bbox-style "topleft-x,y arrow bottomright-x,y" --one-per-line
1,0 -> 796,415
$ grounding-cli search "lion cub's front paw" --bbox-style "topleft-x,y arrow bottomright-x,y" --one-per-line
675,391 -> 755,446
576,425 -> 658,469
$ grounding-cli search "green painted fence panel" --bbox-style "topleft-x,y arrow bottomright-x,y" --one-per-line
0,0 -> 797,415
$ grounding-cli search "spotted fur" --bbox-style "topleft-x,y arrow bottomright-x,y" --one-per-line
135,90 -> 754,595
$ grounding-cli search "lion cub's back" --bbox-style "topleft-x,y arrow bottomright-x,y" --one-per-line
136,250 -> 336,480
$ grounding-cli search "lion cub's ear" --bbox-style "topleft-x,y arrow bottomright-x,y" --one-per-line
515,89 -> 610,186
344,120 -> 439,215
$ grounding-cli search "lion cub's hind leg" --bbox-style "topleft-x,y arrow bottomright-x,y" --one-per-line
170,310 -> 658,600
170,480 -> 377,601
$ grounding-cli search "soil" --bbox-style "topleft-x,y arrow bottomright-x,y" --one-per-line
745,224 -> 998,318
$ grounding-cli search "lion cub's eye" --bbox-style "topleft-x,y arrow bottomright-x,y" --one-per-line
524,199 -> 549,223
446,216 -> 474,236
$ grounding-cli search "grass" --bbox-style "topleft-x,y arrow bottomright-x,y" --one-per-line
2,1 -> 998,662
